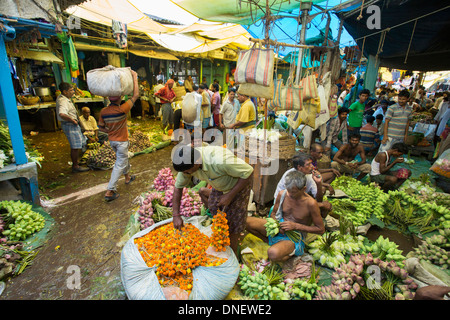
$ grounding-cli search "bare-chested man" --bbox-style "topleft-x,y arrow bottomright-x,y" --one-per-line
246,170 -> 325,263
331,133 -> 371,180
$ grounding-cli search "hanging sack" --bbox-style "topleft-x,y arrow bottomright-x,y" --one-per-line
237,81 -> 274,100
87,65 -> 134,97
284,82 -> 303,111
267,78 -> 285,111
315,85 -> 330,128
234,42 -> 274,87
301,74 -> 318,101
298,97 -> 320,129
329,95 -> 338,118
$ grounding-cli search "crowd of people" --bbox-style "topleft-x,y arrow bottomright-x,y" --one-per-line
52,71 -> 449,299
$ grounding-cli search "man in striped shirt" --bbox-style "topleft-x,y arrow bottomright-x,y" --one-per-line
379,90 -> 412,152
98,70 -> 140,201
360,115 -> 380,156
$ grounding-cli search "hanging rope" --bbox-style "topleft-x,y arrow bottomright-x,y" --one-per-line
404,19 -> 418,64
375,28 -> 389,59
356,0 -> 366,21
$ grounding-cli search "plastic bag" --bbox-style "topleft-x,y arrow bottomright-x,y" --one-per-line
120,216 -> 239,300
182,93 -> 197,123
430,149 -> 450,178
87,65 -> 134,97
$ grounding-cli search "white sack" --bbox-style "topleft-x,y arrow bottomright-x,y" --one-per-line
87,65 -> 134,97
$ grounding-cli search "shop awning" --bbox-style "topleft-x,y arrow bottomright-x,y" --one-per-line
8,50 -> 64,64
128,49 -> 179,61
74,42 -> 127,53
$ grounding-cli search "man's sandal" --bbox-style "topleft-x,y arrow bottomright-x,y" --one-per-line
105,193 -> 120,202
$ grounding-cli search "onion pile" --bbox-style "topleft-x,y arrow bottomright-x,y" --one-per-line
314,253 -> 418,300
137,191 -> 172,230
153,167 -> 175,192
164,186 -> 201,217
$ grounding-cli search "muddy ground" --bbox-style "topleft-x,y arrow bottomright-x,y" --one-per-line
1,118 -> 175,300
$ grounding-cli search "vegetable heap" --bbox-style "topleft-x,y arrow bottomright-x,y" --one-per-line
137,191 -> 172,230
135,222 -> 227,294
153,167 -> 175,192
210,210 -> 230,252
411,229 -> 450,269
315,253 -> 418,300
128,130 -> 153,153
0,121 -> 44,169
86,141 -> 116,168
237,263 -> 284,300
164,186 -> 201,217
385,190 -> 450,234
362,235 -> 407,268
329,176 -> 389,224
0,201 -> 45,241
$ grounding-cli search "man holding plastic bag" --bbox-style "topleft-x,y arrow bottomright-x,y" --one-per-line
171,145 -> 253,255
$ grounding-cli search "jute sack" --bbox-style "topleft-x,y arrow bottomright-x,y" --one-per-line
237,81 -> 274,99
87,65 -> 134,97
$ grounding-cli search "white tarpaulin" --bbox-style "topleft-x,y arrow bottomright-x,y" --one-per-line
65,0 -> 171,34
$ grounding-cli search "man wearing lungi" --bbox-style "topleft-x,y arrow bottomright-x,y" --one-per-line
171,145 -> 253,255
56,82 -> 89,173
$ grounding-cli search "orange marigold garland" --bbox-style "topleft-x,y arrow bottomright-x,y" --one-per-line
134,222 -> 227,295
211,210 -> 230,252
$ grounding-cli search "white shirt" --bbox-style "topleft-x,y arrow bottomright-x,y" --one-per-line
219,98 -> 239,127
371,151 -> 389,176
56,94 -> 78,122
274,168 -> 317,202
153,84 -> 164,103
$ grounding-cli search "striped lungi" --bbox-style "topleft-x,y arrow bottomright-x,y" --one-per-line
61,122 -> 86,149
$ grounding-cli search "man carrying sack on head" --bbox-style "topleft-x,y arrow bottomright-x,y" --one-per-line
171,144 -> 254,255
98,70 -> 140,202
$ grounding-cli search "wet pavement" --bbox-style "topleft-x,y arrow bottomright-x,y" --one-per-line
1,119 -> 175,300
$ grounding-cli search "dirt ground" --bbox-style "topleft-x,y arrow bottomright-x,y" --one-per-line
1,118 -> 175,300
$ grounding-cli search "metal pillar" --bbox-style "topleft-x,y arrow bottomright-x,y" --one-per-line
0,23 -> 40,204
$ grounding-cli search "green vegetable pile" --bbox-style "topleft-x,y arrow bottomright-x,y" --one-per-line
329,176 -> 389,224
362,235 -> 407,268
237,264 -> 281,300
0,201 -> 45,241
385,190 -> 450,234
411,229 -> 450,269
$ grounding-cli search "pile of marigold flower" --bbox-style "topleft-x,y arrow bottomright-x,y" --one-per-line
211,210 -> 230,251
135,222 -> 228,294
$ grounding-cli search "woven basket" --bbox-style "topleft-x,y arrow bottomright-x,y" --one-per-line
173,86 -> 186,101
245,132 -> 296,160
18,95 -> 40,105
317,154 -> 331,169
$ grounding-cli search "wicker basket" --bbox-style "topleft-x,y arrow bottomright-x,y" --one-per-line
173,86 -> 186,101
245,132 -> 296,160
18,95 -> 40,105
